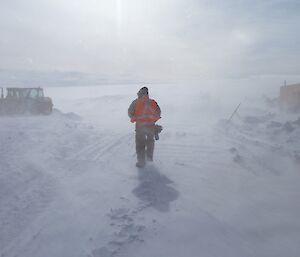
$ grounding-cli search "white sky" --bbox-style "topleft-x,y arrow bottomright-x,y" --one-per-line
0,0 -> 299,80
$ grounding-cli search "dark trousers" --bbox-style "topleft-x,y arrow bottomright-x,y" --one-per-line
135,126 -> 155,164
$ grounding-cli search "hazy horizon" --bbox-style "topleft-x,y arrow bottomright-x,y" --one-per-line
1,0 -> 300,82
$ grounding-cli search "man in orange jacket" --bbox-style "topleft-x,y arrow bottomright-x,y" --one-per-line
128,87 -> 161,168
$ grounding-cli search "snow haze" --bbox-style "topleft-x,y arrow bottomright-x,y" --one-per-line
1,1 -> 300,257
1,83 -> 300,257
1,0 -> 300,81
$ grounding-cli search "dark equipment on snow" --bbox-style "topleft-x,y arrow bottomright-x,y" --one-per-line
0,87 -> 53,115
154,125 -> 163,140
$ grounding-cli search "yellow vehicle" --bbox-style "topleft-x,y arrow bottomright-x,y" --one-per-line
0,87 -> 53,115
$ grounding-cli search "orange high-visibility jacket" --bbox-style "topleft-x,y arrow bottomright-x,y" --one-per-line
128,96 -> 161,124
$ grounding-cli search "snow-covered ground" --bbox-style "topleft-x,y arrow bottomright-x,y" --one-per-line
1,83 -> 300,257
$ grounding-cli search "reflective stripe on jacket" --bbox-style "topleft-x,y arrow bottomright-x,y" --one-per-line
129,96 -> 160,124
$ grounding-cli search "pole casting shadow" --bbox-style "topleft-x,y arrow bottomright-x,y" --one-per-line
132,165 -> 179,212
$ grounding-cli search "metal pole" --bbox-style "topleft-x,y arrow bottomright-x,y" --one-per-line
228,103 -> 241,122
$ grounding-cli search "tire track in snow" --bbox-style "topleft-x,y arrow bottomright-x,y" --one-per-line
157,138 -> 228,167
92,134 -> 132,161
67,135 -> 114,161
67,133 -> 132,162
0,158 -> 57,256
63,130 -> 150,257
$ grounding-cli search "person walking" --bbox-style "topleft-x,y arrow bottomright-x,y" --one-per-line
128,87 -> 161,168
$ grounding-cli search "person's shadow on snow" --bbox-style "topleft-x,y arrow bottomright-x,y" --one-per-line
132,165 -> 179,212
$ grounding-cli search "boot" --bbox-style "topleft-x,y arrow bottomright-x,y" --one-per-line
136,161 -> 146,168
146,156 -> 153,162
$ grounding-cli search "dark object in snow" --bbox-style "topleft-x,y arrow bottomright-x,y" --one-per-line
229,147 -> 238,153
154,124 -> 163,140
294,153 -> 300,164
228,103 -> 241,122
63,112 -> 81,121
267,121 -> 282,128
283,122 -> 295,133
292,117 -> 300,126
0,87 -> 53,115
264,95 -> 280,108
90,246 -> 112,257
244,113 -> 276,125
233,154 -> 243,163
